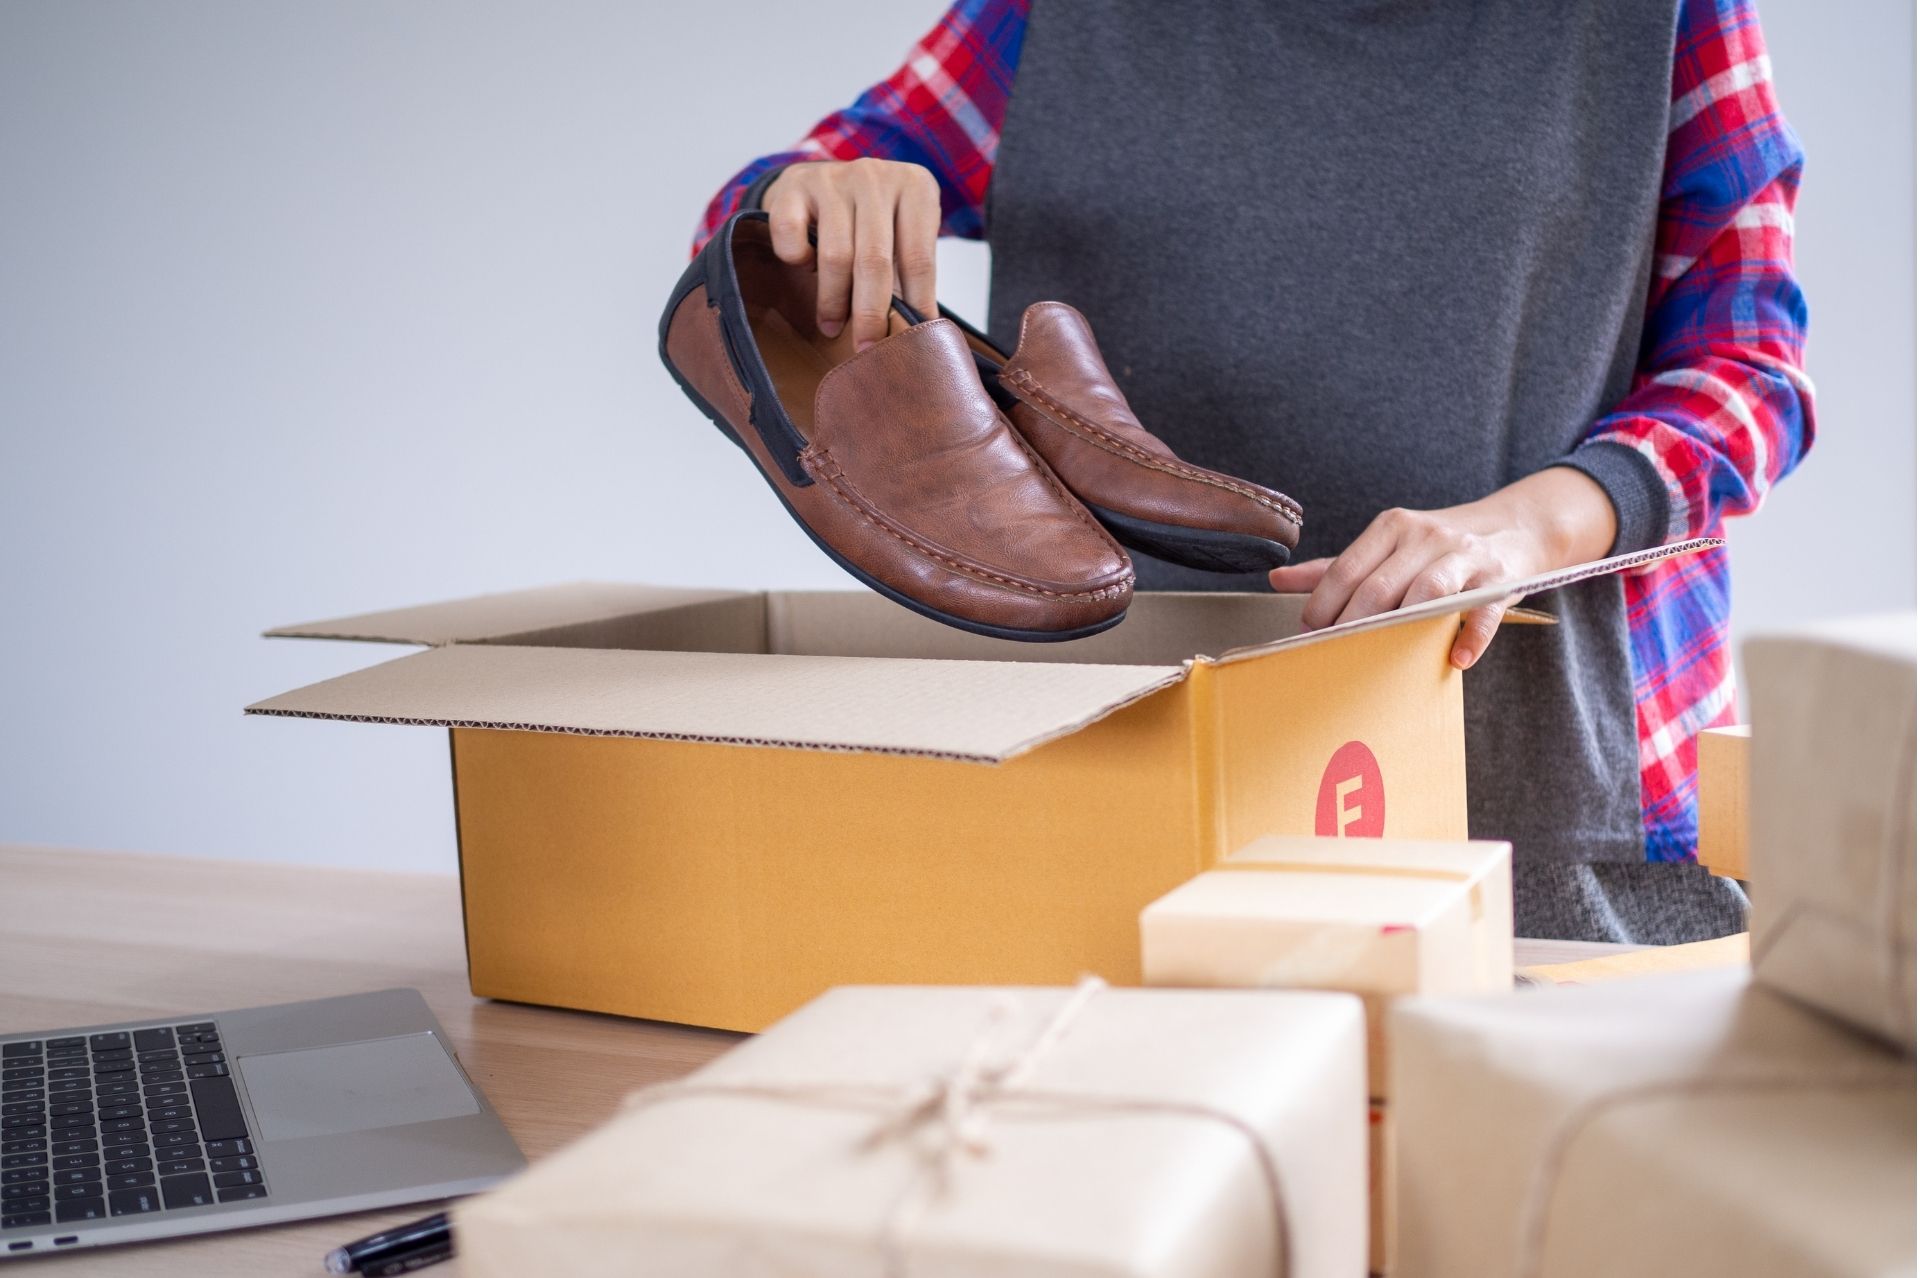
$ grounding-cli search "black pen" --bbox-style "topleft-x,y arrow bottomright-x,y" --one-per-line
360,1235 -> 455,1277
325,1211 -> 452,1275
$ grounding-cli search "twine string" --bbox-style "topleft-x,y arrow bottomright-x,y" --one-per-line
621,978 -> 1293,1277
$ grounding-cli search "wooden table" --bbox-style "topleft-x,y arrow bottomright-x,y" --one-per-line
0,844 -> 1633,1275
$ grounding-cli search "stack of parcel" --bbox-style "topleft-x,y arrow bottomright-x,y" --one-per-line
248,546 -> 1913,1275
1381,613 -> 1915,1278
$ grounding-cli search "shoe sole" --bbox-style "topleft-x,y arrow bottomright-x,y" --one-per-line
658,328 -> 1130,645
1085,502 -> 1295,575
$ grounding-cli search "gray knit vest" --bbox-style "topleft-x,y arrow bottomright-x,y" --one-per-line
986,0 -> 1681,866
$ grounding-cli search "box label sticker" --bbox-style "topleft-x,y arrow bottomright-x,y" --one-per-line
1316,740 -> 1384,837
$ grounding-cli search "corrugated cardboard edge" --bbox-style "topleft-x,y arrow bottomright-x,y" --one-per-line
244,650 -> 1191,766
268,585 -> 1554,654
242,704 -> 1022,764
263,582 -> 753,646
983,666 -> 1193,762
1213,537 -> 1723,666
250,541 -> 1714,760
243,677 -> 1187,764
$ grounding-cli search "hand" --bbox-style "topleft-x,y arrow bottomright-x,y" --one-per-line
1267,468 -> 1618,669
762,158 -> 942,352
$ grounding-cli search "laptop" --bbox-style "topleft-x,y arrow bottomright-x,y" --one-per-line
0,988 -> 523,1260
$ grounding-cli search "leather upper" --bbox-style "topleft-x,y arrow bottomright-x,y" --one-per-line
806,320 -> 1132,598
999,302 -> 1303,549
661,215 -> 1132,636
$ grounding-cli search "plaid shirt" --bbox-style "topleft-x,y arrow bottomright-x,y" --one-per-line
697,0 -> 1814,863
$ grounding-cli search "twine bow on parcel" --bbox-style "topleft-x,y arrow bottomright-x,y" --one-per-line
622,977 -> 1297,1277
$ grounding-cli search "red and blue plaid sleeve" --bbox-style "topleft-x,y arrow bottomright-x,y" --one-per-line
1570,0 -> 1814,546
1574,0 -> 1815,861
692,0 -> 1030,253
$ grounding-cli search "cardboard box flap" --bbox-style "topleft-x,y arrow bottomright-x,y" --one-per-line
245,643 -> 1187,763
769,589 -> 1309,665
1214,537 -> 1722,665
264,582 -> 753,646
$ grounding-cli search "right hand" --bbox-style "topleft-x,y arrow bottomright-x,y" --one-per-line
762,158 -> 942,351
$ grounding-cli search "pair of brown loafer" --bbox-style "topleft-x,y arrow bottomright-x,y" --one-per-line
658,211 -> 1303,641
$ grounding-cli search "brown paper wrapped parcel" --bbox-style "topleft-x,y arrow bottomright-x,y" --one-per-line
455,982 -> 1368,1277
1392,969 -> 1916,1278
1139,835 -> 1513,1100
1745,614 -> 1916,1052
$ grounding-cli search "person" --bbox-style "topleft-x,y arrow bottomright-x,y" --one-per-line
692,0 -> 1814,942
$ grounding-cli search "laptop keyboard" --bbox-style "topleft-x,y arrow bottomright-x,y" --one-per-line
0,1023 -> 264,1230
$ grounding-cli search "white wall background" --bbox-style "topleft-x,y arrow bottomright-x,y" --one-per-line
1,1 -> 1910,872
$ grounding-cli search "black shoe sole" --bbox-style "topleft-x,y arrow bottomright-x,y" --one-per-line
1084,502 -> 1295,574
658,325 -> 1130,645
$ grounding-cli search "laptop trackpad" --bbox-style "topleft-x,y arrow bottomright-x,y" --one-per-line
237,1033 -> 480,1142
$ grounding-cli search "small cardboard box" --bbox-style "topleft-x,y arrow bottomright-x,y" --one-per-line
1138,834 -> 1513,1100
1745,614 -> 1917,1052
1696,725 -> 1751,878
251,542 -> 1711,1032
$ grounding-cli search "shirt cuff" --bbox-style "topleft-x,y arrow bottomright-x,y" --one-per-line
1555,441 -> 1674,556
741,163 -> 796,212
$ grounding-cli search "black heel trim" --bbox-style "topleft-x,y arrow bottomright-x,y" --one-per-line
656,210 -> 815,487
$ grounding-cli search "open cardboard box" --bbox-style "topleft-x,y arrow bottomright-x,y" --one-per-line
249,540 -> 1715,1031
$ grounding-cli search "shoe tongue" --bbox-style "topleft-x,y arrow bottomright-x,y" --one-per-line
1002,303 -> 1175,459
813,319 -> 1001,445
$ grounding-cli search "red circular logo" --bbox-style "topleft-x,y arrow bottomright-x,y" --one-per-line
1315,740 -> 1385,838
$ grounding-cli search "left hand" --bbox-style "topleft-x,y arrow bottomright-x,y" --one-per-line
1267,468 -> 1618,670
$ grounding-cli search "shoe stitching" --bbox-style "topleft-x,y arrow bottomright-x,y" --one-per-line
1002,369 -> 1305,524
805,312 -> 1129,566
803,447 -> 1134,604
995,407 -> 1132,561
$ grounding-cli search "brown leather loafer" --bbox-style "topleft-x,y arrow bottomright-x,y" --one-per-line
658,212 -> 1133,641
937,301 -> 1304,573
